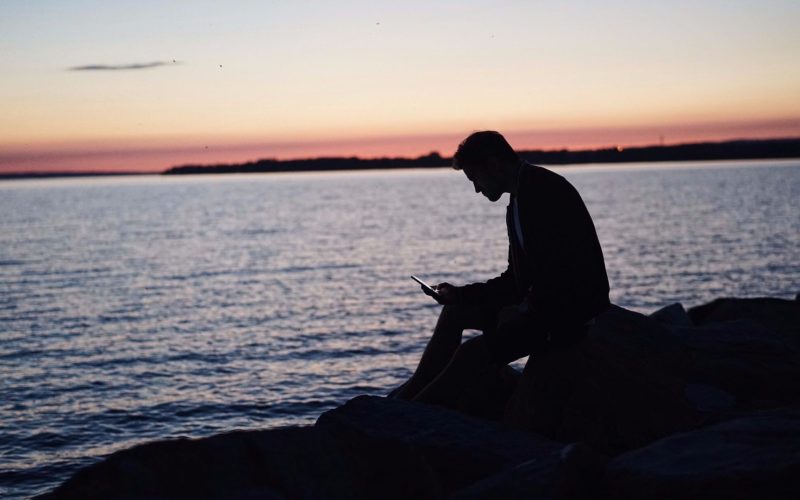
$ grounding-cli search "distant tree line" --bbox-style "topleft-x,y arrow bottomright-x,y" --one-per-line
163,138 -> 800,175
517,138 -> 800,165
164,152 -> 450,175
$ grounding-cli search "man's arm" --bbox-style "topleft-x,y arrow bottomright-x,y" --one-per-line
457,260 -> 519,306
425,267 -> 517,306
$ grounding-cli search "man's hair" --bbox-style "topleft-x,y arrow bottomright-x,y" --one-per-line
453,131 -> 519,170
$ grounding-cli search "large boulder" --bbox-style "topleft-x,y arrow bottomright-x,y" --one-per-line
665,319 -> 800,411
606,406 -> 800,500
504,299 -> 800,455
504,305 -> 699,455
41,396 -> 582,500
38,426 -> 354,500
688,296 -> 800,348
648,298 -> 800,411
451,442 -> 608,500
649,302 -> 693,327
316,395 -> 568,499
447,364 -> 522,420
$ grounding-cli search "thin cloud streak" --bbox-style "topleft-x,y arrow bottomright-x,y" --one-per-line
68,61 -> 178,71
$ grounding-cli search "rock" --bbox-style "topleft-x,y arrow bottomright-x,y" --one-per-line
42,396 -> 575,500
505,301 -> 800,454
649,302 -> 693,327
452,442 -> 609,500
606,406 -> 800,500
316,395 -> 567,498
688,296 -> 800,348
41,427 -> 352,499
504,305 -> 698,455
37,426 -> 357,500
450,364 -> 523,420
664,319 -> 800,411
449,456 -> 559,500
683,383 -> 736,413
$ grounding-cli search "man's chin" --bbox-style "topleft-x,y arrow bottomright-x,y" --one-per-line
485,193 -> 502,202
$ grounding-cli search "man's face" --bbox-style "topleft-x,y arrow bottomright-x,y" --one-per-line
461,162 -> 503,202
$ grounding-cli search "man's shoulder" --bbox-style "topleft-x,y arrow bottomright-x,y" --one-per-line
521,163 -> 573,194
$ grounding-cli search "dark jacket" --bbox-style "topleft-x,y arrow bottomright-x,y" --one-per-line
460,163 -> 610,327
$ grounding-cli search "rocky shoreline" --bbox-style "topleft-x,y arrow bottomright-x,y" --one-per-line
39,296 -> 800,499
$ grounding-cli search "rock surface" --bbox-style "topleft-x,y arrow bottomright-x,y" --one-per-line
41,396 -> 574,500
504,299 -> 800,454
606,406 -> 800,500
316,396 -> 568,499
504,305 -> 698,454
665,318 -> 800,411
447,364 -> 523,420
647,298 -> 800,413
40,295 -> 800,499
649,302 -> 693,327
451,442 -> 608,500
688,296 -> 800,348
38,426 -> 347,499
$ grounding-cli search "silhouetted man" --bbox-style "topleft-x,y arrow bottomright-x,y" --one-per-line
392,131 -> 610,406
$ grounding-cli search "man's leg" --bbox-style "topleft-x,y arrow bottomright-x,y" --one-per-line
411,335 -> 497,407
391,304 -> 495,400
412,310 -> 550,408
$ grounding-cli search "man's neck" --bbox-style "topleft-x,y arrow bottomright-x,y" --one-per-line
505,161 -> 523,195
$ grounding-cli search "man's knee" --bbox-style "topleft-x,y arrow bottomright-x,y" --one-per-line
452,336 -> 493,367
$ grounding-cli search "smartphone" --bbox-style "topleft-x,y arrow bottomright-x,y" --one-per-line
411,275 -> 440,297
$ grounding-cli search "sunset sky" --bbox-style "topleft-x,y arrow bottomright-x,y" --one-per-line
2,0 -> 799,173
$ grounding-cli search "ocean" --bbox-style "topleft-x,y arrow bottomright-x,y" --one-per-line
1,159 -> 799,497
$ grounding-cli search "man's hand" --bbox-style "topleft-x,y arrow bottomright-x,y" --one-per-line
424,282 -> 461,305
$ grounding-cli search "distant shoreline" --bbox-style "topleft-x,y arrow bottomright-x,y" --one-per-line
2,137 -> 799,180
0,171 -> 150,180
164,138 -> 800,176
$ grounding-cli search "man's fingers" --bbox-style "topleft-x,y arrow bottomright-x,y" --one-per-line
421,285 -> 447,304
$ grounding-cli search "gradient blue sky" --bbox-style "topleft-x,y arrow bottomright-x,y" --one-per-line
2,0 -> 799,171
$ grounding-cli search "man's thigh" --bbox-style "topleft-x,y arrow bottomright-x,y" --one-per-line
445,303 -> 501,332
484,308 -> 592,365
483,307 -> 547,365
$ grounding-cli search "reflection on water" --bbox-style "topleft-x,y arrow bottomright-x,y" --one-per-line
1,160 -> 799,497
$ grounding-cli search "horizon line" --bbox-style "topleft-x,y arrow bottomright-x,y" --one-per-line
2,136 -> 799,178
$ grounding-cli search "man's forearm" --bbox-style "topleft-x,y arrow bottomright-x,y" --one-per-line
459,270 -> 519,306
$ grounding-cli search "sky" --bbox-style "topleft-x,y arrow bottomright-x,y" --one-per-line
1,0 -> 799,173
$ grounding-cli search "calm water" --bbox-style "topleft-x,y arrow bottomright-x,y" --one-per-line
2,160 -> 799,497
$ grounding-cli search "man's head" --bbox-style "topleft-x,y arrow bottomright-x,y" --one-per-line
453,131 -> 520,202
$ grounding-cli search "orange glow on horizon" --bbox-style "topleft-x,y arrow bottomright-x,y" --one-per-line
1,117 -> 799,174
